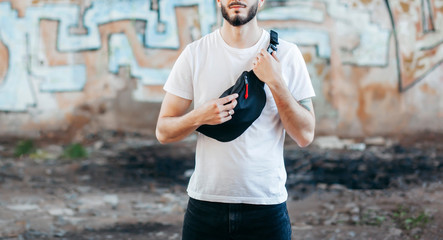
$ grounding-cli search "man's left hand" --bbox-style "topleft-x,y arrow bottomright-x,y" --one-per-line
252,49 -> 283,87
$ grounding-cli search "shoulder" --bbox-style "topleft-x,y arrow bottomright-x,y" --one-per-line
185,30 -> 219,54
277,38 -> 302,57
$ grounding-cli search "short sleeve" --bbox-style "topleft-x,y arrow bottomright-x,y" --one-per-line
286,45 -> 316,101
163,45 -> 193,100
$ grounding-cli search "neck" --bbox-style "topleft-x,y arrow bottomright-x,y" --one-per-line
219,19 -> 262,49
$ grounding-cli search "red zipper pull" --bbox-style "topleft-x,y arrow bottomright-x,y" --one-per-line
244,76 -> 249,99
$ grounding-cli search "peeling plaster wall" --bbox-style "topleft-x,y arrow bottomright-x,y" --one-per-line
0,0 -> 442,140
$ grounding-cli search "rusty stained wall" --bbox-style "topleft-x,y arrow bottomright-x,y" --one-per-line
0,0 -> 442,141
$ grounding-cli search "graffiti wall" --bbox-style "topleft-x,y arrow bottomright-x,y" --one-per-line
0,0 -> 442,140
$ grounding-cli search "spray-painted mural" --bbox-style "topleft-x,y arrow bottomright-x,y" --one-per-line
0,0 -> 442,138
387,0 -> 443,91
0,0 -> 216,111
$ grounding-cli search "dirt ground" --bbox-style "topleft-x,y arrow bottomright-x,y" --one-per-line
0,132 -> 442,240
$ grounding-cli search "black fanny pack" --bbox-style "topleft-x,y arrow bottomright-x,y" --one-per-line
196,30 -> 279,142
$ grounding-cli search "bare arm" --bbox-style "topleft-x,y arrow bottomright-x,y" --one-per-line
253,49 -> 315,147
156,92 -> 238,144
268,82 -> 315,147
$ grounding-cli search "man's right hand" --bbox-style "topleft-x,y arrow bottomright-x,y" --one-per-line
156,93 -> 238,144
196,93 -> 238,126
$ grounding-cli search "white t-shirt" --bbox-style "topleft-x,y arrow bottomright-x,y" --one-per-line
164,29 -> 315,205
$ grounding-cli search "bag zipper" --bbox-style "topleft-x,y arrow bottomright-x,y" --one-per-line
244,75 -> 249,99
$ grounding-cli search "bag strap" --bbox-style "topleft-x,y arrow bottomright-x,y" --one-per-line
267,30 -> 279,54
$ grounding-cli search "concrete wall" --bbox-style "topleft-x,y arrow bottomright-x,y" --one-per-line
0,0 -> 442,141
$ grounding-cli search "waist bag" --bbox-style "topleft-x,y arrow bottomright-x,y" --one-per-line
196,30 -> 279,142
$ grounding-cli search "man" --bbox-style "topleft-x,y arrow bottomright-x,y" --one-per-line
156,0 -> 315,239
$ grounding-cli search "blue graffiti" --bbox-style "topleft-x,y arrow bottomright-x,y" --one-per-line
260,0 -> 391,66
149,0 -> 216,49
325,0 -> 391,66
47,0 -> 216,51
0,0 -> 217,111
108,34 -> 170,86
273,28 -> 331,59
0,3 -> 36,111
0,0 -> 392,111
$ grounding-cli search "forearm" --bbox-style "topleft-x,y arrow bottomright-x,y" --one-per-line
269,80 -> 315,147
252,49 -> 315,146
156,110 -> 201,144
156,93 -> 239,144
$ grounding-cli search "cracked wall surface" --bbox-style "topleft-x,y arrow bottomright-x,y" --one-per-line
0,0 -> 442,139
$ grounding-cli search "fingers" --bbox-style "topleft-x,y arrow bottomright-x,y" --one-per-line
258,49 -> 267,61
252,59 -> 257,67
217,108 -> 234,124
221,109 -> 234,117
219,93 -> 238,105
253,51 -> 264,67
221,113 -> 233,122
201,94 -> 238,125
253,50 -> 266,66
271,51 -> 279,62
222,98 -> 237,112
255,49 -> 279,62
218,94 -> 238,110
259,49 -> 266,56
214,94 -> 237,123
224,109 -> 235,120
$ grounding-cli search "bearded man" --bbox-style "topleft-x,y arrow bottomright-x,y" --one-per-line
156,1 -> 316,239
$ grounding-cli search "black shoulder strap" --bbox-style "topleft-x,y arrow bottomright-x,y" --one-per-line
267,30 -> 279,54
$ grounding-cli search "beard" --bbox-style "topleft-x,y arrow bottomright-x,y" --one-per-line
220,1 -> 259,27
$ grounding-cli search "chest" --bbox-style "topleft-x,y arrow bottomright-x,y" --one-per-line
192,50 -> 256,108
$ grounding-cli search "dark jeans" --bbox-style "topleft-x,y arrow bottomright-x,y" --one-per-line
182,198 -> 291,240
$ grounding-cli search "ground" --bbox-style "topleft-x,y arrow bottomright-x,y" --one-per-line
0,132 -> 442,240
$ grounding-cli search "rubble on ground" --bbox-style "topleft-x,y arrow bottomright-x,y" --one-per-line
0,132 -> 442,239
